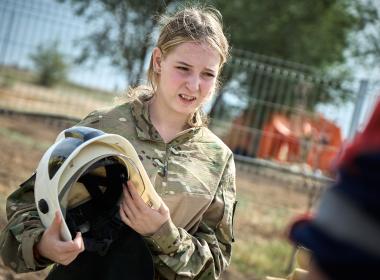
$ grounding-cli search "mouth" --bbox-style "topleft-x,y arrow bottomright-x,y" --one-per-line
179,94 -> 196,102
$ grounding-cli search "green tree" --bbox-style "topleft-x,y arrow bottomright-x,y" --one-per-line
351,1 -> 380,69
30,42 -> 69,87
213,0 -> 378,69
57,0 -> 177,87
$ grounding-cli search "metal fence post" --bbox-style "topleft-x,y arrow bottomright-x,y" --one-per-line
0,4 -> 15,65
348,79 -> 369,139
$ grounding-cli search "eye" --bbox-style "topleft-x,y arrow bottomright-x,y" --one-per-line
176,66 -> 189,72
203,72 -> 215,78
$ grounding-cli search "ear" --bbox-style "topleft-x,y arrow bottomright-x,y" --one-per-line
152,47 -> 162,73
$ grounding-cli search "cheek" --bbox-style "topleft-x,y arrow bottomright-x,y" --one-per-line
159,69 -> 181,89
173,74 -> 186,86
165,70 -> 185,85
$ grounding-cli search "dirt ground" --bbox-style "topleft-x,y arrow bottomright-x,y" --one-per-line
0,113 -> 313,280
0,83 -> 111,120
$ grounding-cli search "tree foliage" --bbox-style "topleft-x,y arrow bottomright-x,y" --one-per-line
351,0 -> 380,68
30,42 -> 68,87
58,0 -> 378,86
57,0 -> 176,87
208,0 -> 379,124
212,0 -> 378,69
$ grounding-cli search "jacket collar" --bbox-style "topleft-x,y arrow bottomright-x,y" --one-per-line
130,94 -> 200,145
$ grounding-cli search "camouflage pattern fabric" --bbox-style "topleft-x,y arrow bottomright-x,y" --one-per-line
0,174 -> 53,272
0,95 -> 237,279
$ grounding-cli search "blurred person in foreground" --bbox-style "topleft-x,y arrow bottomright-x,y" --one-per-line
0,5 -> 236,280
269,100 -> 380,280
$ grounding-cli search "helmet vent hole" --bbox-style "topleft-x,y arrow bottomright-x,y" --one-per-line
38,199 -> 49,214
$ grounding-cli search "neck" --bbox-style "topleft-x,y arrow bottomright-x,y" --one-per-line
149,96 -> 190,143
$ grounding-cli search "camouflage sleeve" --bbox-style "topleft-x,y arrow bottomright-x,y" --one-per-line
0,174 -> 53,273
0,110 -> 102,273
144,154 -> 237,279
0,109 -> 100,274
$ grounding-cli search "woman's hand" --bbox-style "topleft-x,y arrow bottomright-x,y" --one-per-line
119,181 -> 170,236
35,211 -> 85,265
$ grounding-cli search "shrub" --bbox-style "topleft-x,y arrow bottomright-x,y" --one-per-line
30,42 -> 68,87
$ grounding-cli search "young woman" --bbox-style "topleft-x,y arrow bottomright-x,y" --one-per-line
0,6 -> 236,279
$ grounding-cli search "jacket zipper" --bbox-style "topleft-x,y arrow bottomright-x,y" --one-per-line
163,143 -> 169,177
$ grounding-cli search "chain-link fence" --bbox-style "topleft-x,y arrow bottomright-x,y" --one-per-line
210,50 -> 380,178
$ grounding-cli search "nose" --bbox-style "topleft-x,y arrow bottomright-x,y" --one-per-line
186,75 -> 200,92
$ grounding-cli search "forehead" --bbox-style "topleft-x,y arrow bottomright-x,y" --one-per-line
167,41 -> 220,71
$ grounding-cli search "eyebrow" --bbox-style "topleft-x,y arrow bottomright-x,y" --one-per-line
176,61 -> 217,73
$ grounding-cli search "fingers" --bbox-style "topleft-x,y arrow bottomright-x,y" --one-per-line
56,249 -> 81,266
121,199 -> 135,221
126,180 -> 139,197
57,233 -> 83,253
49,210 -> 62,233
118,182 -> 170,236
122,184 -> 138,219
38,230 -> 84,265
158,200 -> 170,216
39,212 -> 85,265
126,181 -> 148,209
73,232 -> 85,252
54,232 -> 84,265
119,182 -> 146,227
119,205 -> 132,226
48,211 -> 82,251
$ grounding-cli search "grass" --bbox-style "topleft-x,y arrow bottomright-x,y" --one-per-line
0,65 -> 117,103
0,65 -> 35,85
233,238 -> 293,279
231,168 -> 310,279
232,201 -> 295,280
0,127 -> 52,150
0,65 -> 116,119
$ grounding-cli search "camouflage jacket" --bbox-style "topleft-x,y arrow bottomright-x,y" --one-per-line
0,96 -> 237,279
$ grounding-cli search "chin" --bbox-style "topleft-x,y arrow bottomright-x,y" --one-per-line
172,104 -> 196,115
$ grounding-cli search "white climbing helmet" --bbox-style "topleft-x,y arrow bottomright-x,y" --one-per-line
34,126 -> 161,241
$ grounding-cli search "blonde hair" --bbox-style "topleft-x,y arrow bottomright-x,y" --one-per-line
126,5 -> 230,127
